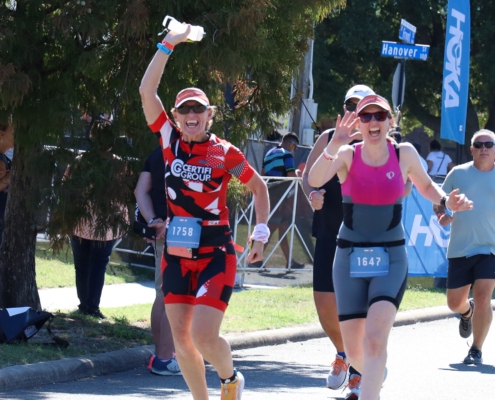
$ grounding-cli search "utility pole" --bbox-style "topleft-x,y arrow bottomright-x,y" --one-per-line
290,43 -> 312,137
289,39 -> 318,146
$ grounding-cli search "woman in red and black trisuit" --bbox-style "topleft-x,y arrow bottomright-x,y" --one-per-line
139,24 -> 269,400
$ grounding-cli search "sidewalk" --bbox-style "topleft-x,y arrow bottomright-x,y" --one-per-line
39,281 -> 279,311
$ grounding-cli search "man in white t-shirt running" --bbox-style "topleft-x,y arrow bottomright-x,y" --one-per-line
435,129 -> 495,364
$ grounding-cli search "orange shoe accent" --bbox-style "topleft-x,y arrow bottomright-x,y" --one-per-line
331,357 -> 349,375
148,354 -> 155,370
347,374 -> 361,390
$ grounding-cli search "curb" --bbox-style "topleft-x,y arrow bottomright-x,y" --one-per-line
1,302 -> 492,392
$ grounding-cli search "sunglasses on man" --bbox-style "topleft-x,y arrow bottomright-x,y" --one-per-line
358,111 -> 391,123
344,102 -> 357,112
176,104 -> 210,115
472,141 -> 494,149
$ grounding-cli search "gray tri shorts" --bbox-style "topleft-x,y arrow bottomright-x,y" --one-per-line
333,245 -> 408,321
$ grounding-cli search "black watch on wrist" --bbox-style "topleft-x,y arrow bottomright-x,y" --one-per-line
440,196 -> 448,210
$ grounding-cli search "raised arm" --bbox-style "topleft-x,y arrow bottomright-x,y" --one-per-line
139,25 -> 192,125
308,112 -> 359,188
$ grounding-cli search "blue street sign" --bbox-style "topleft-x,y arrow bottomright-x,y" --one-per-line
399,19 -> 416,44
381,41 -> 429,60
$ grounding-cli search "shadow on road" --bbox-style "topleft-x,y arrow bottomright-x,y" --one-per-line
3,357 -> 334,399
440,363 -> 495,374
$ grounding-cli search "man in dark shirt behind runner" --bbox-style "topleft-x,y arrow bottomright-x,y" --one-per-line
135,146 -> 180,375
261,132 -> 303,269
302,85 -> 373,396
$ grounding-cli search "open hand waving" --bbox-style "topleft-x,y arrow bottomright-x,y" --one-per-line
329,111 -> 360,148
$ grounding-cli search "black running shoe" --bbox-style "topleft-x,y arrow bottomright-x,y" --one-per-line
87,309 -> 107,319
459,299 -> 474,338
464,345 -> 483,364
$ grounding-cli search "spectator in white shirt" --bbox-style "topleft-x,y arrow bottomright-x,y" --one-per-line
426,139 -> 455,183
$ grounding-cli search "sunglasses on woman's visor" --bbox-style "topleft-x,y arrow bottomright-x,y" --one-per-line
344,102 -> 357,112
358,111 -> 391,123
176,105 -> 210,115
473,141 -> 494,149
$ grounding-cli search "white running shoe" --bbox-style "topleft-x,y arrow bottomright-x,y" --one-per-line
326,354 -> 349,390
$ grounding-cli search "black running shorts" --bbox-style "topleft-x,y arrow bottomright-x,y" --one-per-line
313,236 -> 337,292
447,254 -> 495,289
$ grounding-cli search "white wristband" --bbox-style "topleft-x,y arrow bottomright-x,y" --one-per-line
323,148 -> 336,160
251,223 -> 270,244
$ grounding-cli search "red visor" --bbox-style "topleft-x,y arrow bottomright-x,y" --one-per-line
357,95 -> 392,114
175,88 -> 210,108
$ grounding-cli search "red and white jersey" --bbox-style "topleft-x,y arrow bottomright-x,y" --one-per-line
149,111 -> 254,226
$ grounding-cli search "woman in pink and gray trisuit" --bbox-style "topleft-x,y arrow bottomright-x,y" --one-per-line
309,94 -> 473,400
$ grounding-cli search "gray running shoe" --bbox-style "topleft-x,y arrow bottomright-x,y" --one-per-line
326,355 -> 349,390
464,345 -> 483,364
459,299 -> 474,338
344,373 -> 361,400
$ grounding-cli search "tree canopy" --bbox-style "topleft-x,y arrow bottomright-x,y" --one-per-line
0,0 -> 343,307
313,0 -> 494,154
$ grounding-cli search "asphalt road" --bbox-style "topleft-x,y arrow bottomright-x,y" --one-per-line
2,317 -> 494,399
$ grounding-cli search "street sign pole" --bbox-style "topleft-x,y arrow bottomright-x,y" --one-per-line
382,19 -> 428,132
397,58 -> 406,130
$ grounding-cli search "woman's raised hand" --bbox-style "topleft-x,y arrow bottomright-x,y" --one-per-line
164,24 -> 192,46
329,111 -> 360,147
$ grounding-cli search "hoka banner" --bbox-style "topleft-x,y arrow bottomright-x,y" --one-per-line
440,0 -> 470,145
403,188 -> 449,277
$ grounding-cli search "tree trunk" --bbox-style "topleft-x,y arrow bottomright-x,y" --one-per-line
0,144 -> 40,309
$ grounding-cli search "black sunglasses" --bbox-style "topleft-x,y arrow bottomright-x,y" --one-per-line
473,141 -> 494,149
358,111 -> 390,123
176,105 -> 209,115
344,102 -> 357,112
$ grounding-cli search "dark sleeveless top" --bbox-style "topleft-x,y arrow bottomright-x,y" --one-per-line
312,129 -> 344,239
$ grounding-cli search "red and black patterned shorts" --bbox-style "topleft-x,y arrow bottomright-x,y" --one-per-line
161,240 -> 237,312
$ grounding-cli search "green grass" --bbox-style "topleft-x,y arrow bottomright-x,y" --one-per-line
36,242 -> 155,289
400,277 -> 448,311
0,277 -> 455,369
223,285 -> 318,333
0,309 -> 154,369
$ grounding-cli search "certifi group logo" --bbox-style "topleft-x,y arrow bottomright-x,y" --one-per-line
171,159 -> 212,182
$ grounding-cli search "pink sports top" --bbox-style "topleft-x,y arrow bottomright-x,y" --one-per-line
338,141 -> 406,244
341,142 -> 404,205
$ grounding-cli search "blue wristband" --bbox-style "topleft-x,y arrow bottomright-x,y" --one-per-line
157,43 -> 173,55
